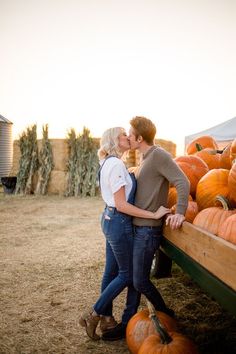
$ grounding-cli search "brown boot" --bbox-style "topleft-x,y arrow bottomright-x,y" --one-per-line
100,316 -> 118,334
79,309 -> 100,340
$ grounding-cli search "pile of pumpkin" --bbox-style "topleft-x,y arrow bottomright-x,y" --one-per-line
126,301 -> 199,354
168,135 -> 236,245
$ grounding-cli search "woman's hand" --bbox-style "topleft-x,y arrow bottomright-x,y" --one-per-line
153,206 -> 171,219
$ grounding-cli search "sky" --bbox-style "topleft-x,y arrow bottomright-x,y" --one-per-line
1,0 -> 236,155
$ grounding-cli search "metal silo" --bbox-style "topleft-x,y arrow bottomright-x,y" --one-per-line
0,115 -> 13,179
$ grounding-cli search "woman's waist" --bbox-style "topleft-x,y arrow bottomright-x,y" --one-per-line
104,205 -> 132,219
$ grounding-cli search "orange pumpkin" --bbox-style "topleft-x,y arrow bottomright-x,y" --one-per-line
228,162 -> 236,206
230,138 -> 236,163
193,196 -> 236,235
172,200 -> 198,223
196,169 -> 230,210
126,309 -> 178,354
219,143 -> 232,169
186,135 -> 218,155
218,214 -> 236,245
174,155 -> 209,197
167,187 -> 192,208
138,332 -> 199,354
195,148 -> 221,170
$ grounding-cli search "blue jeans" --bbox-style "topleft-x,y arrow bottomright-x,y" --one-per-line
94,207 -> 140,324
133,226 -> 168,311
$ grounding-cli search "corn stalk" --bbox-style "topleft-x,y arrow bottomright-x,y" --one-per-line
66,127 -> 99,197
15,124 -> 39,194
35,125 -> 54,195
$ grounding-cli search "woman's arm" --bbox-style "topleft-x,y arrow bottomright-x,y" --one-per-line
114,186 -> 170,220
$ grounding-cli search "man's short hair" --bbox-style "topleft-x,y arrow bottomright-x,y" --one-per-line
130,116 -> 156,144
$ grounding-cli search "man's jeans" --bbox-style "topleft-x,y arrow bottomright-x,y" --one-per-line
94,207 -> 140,324
133,225 -> 168,311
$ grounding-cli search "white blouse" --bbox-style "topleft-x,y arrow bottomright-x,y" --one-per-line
99,157 -> 132,207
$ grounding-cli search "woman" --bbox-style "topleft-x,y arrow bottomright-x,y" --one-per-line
79,127 -> 170,340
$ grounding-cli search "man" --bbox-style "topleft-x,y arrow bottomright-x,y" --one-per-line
102,116 -> 190,341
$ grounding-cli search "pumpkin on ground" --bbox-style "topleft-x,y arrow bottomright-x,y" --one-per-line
174,155 -> 209,198
186,135 -> 218,155
218,214 -> 236,245
126,309 -> 178,354
193,196 -> 236,235
138,332 -> 199,354
196,169 -> 230,210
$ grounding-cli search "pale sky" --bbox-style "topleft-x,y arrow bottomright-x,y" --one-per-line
1,0 -> 236,154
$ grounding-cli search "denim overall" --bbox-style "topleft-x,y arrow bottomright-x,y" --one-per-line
94,158 -> 141,324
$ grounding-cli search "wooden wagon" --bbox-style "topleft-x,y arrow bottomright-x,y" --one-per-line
162,222 -> 236,316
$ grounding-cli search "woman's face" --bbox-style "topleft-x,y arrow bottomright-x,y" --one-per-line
118,129 -> 131,152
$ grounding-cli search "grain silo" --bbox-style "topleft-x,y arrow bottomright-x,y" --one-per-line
0,115 -> 13,179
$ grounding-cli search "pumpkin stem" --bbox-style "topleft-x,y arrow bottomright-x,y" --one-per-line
215,195 -> 232,210
196,143 -> 203,151
146,300 -> 172,344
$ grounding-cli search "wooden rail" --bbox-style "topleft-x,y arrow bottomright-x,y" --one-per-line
162,222 -> 236,316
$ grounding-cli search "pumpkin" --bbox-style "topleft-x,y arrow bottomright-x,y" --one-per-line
167,187 -> 192,209
174,155 -> 209,197
172,200 -> 199,223
126,309 -> 178,354
195,148 -> 221,170
196,169 -> 230,210
186,135 -> 218,155
230,138 -> 236,163
228,162 -> 236,206
219,143 -> 232,169
218,214 -> 236,245
138,332 -> 199,354
193,196 -> 236,235
136,301 -> 198,354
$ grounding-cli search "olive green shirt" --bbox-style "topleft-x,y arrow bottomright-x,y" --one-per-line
133,145 -> 190,227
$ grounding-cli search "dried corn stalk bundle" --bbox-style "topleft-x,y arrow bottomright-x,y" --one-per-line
35,124 -> 54,195
66,128 -> 77,196
66,127 -> 99,197
15,124 -> 39,194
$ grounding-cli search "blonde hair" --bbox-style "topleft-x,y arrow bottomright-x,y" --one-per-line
97,127 -> 124,160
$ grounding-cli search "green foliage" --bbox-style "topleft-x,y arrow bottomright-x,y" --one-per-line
15,124 -> 38,194
66,127 -> 99,197
35,125 -> 54,195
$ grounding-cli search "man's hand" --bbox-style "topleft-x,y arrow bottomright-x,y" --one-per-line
165,213 -> 185,230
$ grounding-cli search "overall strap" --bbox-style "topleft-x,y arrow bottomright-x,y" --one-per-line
97,155 -> 118,186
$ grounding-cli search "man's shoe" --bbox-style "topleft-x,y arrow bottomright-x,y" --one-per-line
101,323 -> 126,341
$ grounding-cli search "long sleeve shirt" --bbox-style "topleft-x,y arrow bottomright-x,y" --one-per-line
133,145 -> 190,227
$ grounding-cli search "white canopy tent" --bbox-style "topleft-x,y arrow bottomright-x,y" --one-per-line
185,116 -> 236,151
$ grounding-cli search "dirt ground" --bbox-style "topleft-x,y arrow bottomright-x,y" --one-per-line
0,192 -> 235,354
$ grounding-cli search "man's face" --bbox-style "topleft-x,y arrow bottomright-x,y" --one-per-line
128,127 -> 140,150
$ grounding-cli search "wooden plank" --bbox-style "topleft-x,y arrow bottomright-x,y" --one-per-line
161,238 -> 236,316
163,222 -> 236,291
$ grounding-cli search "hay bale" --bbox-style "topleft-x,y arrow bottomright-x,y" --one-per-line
49,139 -> 69,171
125,149 -> 136,168
10,140 -> 20,175
47,170 -> 68,195
155,139 -> 176,157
